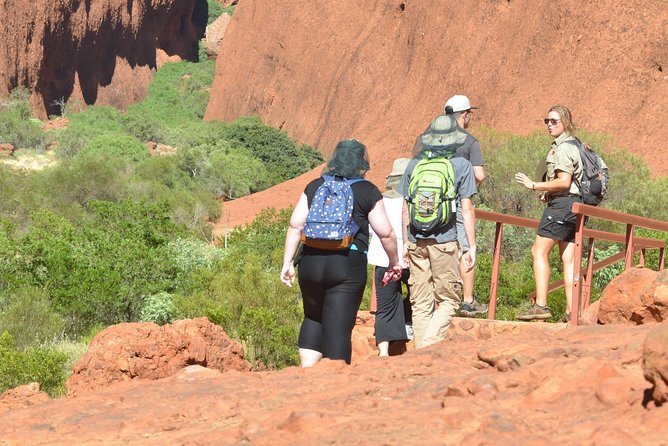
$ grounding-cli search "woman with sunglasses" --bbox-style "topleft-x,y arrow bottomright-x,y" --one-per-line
280,139 -> 402,367
514,105 -> 583,322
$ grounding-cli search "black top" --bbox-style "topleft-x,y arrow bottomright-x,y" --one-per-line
303,176 -> 383,252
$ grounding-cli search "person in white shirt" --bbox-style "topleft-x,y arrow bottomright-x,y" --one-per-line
368,158 -> 412,356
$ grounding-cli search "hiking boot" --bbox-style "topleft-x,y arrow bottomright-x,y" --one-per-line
517,303 -> 552,321
459,296 -> 488,317
560,312 -> 572,323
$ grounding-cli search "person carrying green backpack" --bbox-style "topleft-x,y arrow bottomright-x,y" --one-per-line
399,114 -> 478,348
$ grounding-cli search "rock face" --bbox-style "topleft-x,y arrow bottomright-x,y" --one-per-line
65,317 -> 252,396
0,0 -> 206,118
597,268 -> 668,325
205,0 -> 668,229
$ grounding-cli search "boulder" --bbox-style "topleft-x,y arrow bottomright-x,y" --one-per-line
203,13 -> 232,59
0,143 -> 15,156
66,317 -> 252,396
642,322 -> 668,404
0,383 -> 50,414
597,268 -> 668,325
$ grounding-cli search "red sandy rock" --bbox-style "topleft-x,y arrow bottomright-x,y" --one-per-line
66,317 -> 252,397
598,268 -> 668,325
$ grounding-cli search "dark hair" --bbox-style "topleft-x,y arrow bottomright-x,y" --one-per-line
323,139 -> 370,179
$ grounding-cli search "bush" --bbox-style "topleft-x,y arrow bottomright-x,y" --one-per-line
207,0 -> 226,24
0,88 -> 48,150
140,292 -> 175,325
78,133 -> 149,163
0,287 -> 66,350
174,209 -> 303,369
57,106 -> 126,158
0,331 -> 68,396
222,116 -> 323,184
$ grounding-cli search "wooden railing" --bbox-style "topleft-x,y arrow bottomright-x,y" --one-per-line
475,208 -> 666,324
569,203 -> 667,325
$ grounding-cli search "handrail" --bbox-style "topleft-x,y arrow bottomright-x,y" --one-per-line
474,209 -> 666,322
570,203 -> 667,326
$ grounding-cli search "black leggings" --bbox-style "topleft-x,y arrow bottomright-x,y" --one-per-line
297,249 -> 367,364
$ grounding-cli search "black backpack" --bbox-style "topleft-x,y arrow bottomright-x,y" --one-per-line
566,138 -> 609,206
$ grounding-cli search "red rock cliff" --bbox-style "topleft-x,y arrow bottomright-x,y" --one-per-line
205,0 -> 668,187
0,0 -> 207,117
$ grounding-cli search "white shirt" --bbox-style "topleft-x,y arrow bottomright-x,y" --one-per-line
367,195 -> 407,268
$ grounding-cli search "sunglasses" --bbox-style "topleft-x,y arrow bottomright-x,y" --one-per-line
544,118 -> 561,125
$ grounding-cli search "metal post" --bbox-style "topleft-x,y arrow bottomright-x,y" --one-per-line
571,214 -> 586,326
624,224 -> 635,270
581,237 -> 595,312
488,222 -> 503,320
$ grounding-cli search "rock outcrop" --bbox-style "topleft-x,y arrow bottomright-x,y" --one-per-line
66,317 -> 252,396
0,0 -> 206,118
597,268 -> 668,325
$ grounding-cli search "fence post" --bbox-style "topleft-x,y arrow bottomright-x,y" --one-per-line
624,224 -> 635,270
488,222 -> 503,320
571,214 -> 586,325
581,237 -> 595,312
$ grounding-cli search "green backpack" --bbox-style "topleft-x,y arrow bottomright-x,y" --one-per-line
406,155 -> 456,235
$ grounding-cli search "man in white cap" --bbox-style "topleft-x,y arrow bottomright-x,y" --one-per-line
443,94 -> 487,317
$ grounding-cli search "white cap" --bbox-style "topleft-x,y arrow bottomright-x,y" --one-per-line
444,95 -> 478,114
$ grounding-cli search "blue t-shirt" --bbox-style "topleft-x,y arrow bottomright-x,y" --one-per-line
398,157 -> 477,243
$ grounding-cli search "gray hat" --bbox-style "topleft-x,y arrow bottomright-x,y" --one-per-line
387,157 -> 411,178
420,115 -> 467,148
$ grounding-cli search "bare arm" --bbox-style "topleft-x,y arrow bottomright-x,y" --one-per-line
402,199 -> 410,265
368,199 -> 399,268
473,166 -> 486,185
515,170 -> 572,198
280,193 -> 308,287
461,197 -> 476,271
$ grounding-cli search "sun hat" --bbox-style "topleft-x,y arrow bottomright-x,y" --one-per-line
444,95 -> 478,114
387,157 -> 411,178
419,115 -> 467,149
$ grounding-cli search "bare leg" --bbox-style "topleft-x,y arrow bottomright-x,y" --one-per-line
378,341 -> 389,357
559,241 -> 575,314
531,235 -> 558,307
460,255 -> 475,303
299,348 -> 323,367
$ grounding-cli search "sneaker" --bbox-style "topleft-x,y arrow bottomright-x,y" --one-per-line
405,324 -> 414,340
459,296 -> 488,317
517,303 -> 552,321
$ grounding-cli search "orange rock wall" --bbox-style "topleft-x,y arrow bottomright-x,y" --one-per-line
205,0 -> 668,186
0,0 -> 206,117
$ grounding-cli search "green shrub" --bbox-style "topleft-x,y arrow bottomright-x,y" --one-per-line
0,88 -> 48,150
0,331 -> 68,396
127,61 -> 215,127
207,0 -> 226,24
140,292 -> 175,325
78,133 -> 149,163
57,106 -> 126,158
174,209 -> 303,369
222,116 -> 323,184
0,286 -> 66,350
